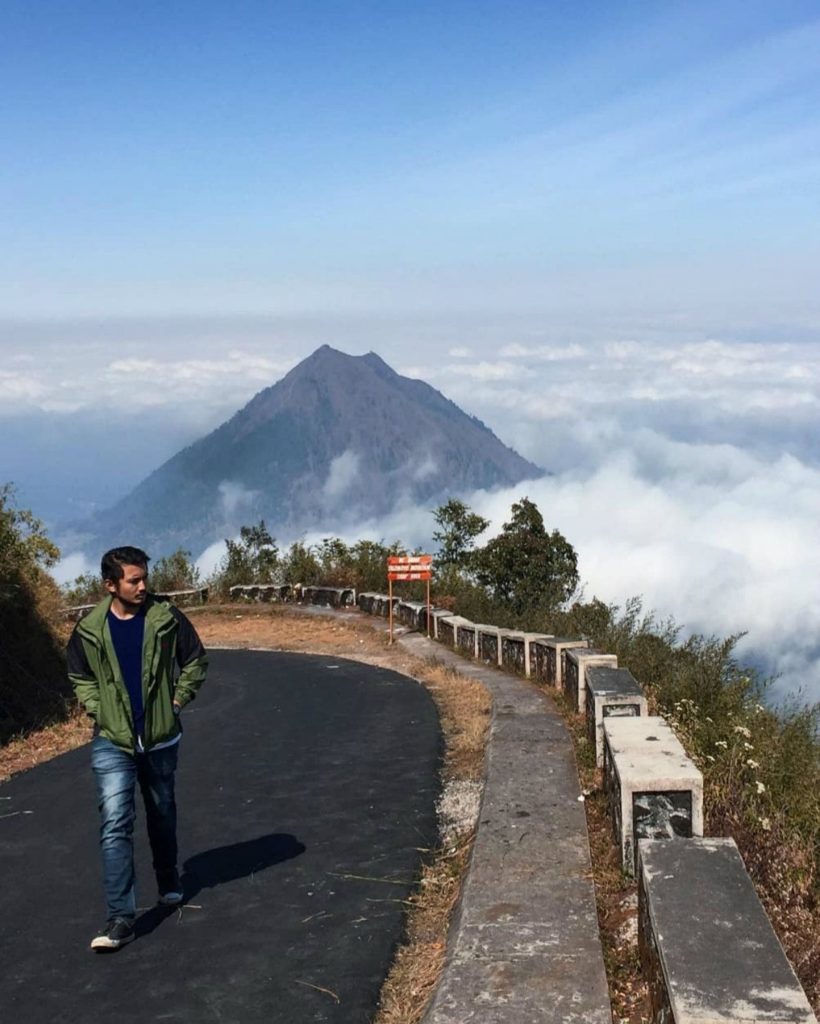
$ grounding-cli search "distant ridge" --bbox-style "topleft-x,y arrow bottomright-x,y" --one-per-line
86,346 -> 544,555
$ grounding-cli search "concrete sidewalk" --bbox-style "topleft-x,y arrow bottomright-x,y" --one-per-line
399,630 -> 612,1024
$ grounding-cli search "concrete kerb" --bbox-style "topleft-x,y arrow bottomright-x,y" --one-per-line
397,632 -> 611,1024
279,603 -> 611,1022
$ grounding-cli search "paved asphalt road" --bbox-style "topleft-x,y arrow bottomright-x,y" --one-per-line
0,649 -> 442,1024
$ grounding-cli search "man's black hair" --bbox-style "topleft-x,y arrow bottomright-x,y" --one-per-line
101,546 -> 151,582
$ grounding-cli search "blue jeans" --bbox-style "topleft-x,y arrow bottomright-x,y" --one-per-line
91,736 -> 179,922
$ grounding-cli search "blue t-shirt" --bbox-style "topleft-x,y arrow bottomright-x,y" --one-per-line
107,609 -> 146,742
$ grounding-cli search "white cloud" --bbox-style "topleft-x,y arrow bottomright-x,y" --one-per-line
412,455 -> 438,481
0,343 -> 296,426
218,481 -> 258,518
323,450 -> 361,500
196,538 -> 231,579
0,371 -> 47,403
473,443 -> 820,701
7,326 -> 820,705
323,437 -> 820,702
52,550 -> 96,586
446,361 -> 519,381
498,342 -> 586,361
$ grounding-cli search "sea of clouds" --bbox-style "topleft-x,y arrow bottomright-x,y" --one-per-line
16,327 -> 819,705
187,334 -> 820,704
412,337 -> 820,704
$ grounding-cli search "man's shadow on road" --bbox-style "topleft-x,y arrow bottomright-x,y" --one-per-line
136,832 -> 305,938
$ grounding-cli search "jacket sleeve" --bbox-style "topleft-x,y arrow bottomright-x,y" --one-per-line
67,628 -> 100,720
172,608 -> 208,708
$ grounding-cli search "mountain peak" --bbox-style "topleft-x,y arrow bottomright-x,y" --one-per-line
89,348 -> 545,555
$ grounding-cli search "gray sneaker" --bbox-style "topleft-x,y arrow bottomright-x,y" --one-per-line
90,918 -> 135,952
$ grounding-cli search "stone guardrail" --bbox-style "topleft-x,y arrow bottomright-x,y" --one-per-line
586,666 -> 647,768
395,600 -> 426,630
531,636 -> 588,689
357,592 -> 398,618
564,647 -> 618,714
342,589 -> 817,1023
299,585 -> 356,608
500,630 -> 552,678
228,584 -> 357,607
63,586 -> 209,621
604,715 -> 704,876
229,583 -> 292,603
639,838 -> 815,1024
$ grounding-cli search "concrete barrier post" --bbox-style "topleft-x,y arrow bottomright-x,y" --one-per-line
638,837 -> 816,1024
430,608 -> 455,640
531,637 -> 588,689
603,716 -> 703,876
586,666 -> 648,767
457,622 -> 477,658
500,630 -> 527,675
564,648 -> 618,712
477,625 -> 503,665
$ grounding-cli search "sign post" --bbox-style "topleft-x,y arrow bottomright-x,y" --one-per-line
387,555 -> 433,644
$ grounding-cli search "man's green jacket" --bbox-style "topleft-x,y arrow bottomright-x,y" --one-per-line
67,595 -> 208,752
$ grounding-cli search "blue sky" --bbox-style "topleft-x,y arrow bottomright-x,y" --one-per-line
2,2 -> 820,700
2,1 -> 820,320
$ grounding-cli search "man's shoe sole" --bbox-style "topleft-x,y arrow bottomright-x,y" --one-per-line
90,932 -> 135,952
158,892 -> 184,906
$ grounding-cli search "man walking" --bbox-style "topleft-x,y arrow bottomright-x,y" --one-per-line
67,546 -> 208,951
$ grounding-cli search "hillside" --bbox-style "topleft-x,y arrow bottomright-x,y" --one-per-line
84,346 -> 543,555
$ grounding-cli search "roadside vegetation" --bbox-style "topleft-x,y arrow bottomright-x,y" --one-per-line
1,482 -> 817,1013
0,485 -> 72,744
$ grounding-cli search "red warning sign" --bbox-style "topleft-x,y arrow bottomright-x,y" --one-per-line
387,554 -> 433,581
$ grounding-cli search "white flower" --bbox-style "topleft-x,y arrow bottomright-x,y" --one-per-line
743,742 -> 754,751
756,781 -> 766,795
746,759 -> 760,769
715,740 -> 728,749
760,817 -> 771,831
733,725 -> 751,738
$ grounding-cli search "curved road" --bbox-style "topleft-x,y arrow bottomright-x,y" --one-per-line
0,650 -> 441,1023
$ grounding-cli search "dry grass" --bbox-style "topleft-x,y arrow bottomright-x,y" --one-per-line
0,705 -> 91,783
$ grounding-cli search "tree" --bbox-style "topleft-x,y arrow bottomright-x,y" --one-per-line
474,497 -> 578,614
237,521 -> 280,578
281,541 -> 320,585
214,520 -> 280,590
315,537 -> 353,585
63,573 -> 106,606
0,483 -> 59,583
349,538 -> 404,591
432,498 -> 489,572
150,550 -> 201,593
